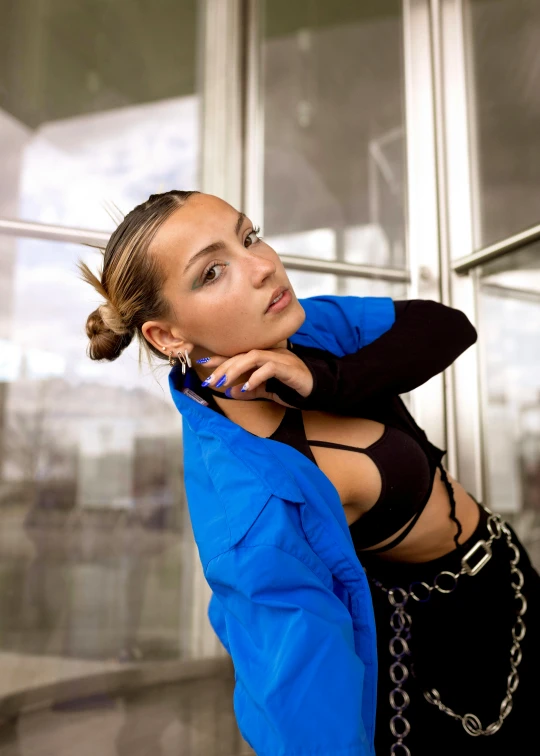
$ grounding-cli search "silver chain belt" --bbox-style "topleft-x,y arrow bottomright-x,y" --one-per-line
368,508 -> 527,755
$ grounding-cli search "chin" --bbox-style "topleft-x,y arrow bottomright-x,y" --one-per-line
291,299 -> 306,331
276,300 -> 306,345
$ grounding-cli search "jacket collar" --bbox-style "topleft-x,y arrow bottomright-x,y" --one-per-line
169,364 -> 305,506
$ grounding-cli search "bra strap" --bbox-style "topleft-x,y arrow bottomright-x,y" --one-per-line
307,439 -> 368,453
269,408 -> 318,466
307,427 -> 387,455
438,463 -> 464,549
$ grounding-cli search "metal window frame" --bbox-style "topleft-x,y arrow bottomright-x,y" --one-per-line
402,0 -> 448,453
453,222 -> 540,275
434,0 -> 484,495
0,217 -> 409,283
437,0 -> 540,504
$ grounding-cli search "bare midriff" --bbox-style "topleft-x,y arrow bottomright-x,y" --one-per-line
301,409 -> 481,563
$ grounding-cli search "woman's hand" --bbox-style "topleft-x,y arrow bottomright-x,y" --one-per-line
196,348 -> 313,406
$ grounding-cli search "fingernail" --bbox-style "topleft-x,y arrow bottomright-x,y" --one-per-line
196,357 -> 210,364
215,375 -> 227,388
225,387 -> 233,398
201,374 -> 214,387
241,382 -> 249,392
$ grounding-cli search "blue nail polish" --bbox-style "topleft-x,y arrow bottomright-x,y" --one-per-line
201,374 -> 213,387
225,387 -> 233,398
241,382 -> 249,392
196,357 -> 210,364
215,375 -> 227,389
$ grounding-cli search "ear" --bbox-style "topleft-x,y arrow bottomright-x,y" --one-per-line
141,320 -> 194,356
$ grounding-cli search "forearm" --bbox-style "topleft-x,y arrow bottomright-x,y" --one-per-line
269,299 -> 477,411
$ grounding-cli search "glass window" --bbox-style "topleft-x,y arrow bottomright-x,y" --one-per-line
0,236 -> 185,662
478,244 -> 540,568
286,268 -> 406,301
0,0 -> 199,229
468,0 -> 540,246
262,0 -> 406,268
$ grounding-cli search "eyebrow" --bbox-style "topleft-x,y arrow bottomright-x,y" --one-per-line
183,212 -> 246,275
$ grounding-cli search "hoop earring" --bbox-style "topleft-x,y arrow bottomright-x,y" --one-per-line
169,351 -> 177,367
183,349 -> 192,369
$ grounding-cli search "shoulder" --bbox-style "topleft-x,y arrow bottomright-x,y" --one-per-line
295,294 -> 395,354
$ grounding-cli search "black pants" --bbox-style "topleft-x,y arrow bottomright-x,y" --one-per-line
361,508 -> 540,755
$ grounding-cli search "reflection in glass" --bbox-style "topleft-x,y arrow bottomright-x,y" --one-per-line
0,0 -> 199,229
2,674 -> 250,756
263,0 -> 406,267
284,266 -> 406,303
468,0 -> 540,246
341,277 -> 407,300
0,237 -> 189,692
478,244 -> 540,568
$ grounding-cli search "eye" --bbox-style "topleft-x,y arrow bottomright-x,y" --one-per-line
201,261 -> 228,286
244,226 -> 261,248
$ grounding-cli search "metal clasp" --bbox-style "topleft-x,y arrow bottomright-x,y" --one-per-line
461,539 -> 492,576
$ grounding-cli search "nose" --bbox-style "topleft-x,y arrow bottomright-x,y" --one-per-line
248,249 -> 276,288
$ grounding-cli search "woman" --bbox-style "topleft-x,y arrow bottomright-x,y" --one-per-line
81,190 -> 539,755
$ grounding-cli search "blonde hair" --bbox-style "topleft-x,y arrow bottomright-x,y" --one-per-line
80,190 -> 199,362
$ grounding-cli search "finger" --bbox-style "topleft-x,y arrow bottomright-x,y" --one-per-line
224,354 -> 295,396
199,349 -> 275,388
239,362 -> 279,394
244,363 -> 305,407
198,354 -> 244,388
195,355 -> 228,368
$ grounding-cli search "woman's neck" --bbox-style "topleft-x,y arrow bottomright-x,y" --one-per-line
212,394 -> 287,438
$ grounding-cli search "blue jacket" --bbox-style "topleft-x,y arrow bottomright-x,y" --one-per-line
169,296 -> 395,756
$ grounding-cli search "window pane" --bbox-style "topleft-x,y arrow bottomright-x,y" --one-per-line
0,237 -> 183,650
0,0 -> 199,229
263,0 -> 406,267
478,244 -> 540,568
468,0 -> 540,246
269,228 -> 407,298
285,268 -> 406,301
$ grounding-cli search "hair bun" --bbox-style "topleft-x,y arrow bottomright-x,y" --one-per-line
85,306 -> 134,361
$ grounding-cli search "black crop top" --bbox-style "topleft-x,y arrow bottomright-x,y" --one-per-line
200,299 -> 478,553
267,405 -> 438,552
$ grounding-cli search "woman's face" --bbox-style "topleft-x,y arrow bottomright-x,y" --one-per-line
146,193 -> 306,358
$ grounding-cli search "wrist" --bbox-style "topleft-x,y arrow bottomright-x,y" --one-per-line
266,356 -> 330,409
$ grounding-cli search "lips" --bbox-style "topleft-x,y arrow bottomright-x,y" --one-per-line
265,286 -> 288,313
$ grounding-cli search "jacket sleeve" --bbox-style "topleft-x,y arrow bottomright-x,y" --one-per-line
206,544 -> 374,756
268,299 -> 477,412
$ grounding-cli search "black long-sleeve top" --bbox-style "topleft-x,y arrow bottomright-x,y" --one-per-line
264,299 -> 478,553
267,299 -> 477,413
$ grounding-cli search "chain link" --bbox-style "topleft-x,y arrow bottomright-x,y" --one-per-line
368,510 -> 526,752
